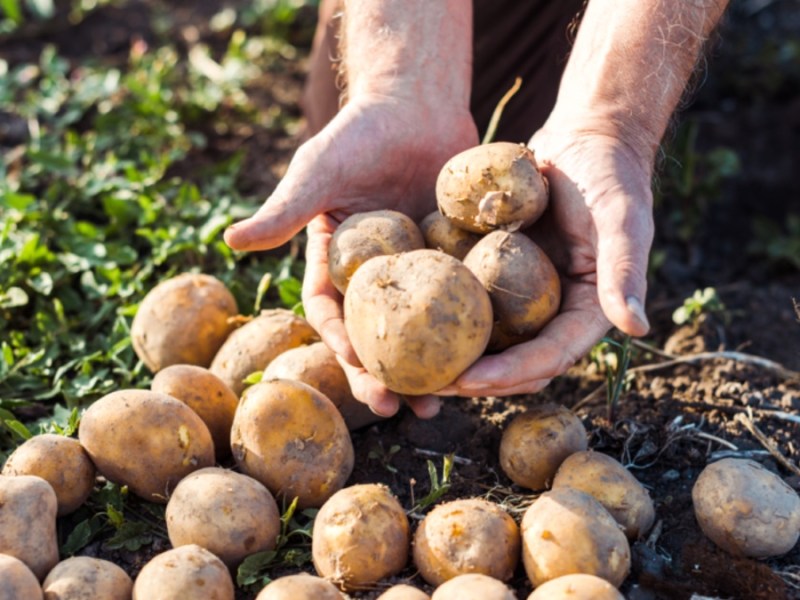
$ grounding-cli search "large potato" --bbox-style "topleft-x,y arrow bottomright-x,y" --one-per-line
328,210 -> 425,295
312,483 -> 410,590
419,211 -> 481,261
255,574 -> 345,599
0,475 -> 58,580
166,467 -> 280,568
344,249 -> 493,395
131,273 -> 237,372
151,364 -> 239,460
263,342 -> 379,431
42,557 -> 132,600
78,389 -> 215,503
692,458 -> 800,558
231,379 -> 354,508
210,308 -> 318,396
499,403 -> 587,491
436,142 -> 549,234
0,554 -> 43,600
463,231 -> 560,351
2,433 -> 95,516
521,487 -> 630,588
377,585 -> 431,600
552,451 -> 655,540
527,573 -> 625,600
132,545 -> 234,600
413,498 -> 520,586
430,573 -> 517,600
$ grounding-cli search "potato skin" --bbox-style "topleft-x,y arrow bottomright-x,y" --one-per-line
344,250 -> 493,395
231,379 -> 354,509
692,458 -> 800,558
42,557 -> 132,600
413,498 -> 520,586
312,484 -> 410,590
499,404 -> 587,491
255,574 -> 345,600
166,467 -> 280,568
131,273 -> 238,372
419,211 -> 481,261
436,142 -> 549,234
0,475 -> 59,581
132,545 -> 234,600
151,364 -> 239,460
210,309 -> 319,396
527,574 -> 625,600
463,231 -> 560,352
377,585 -> 431,600
0,554 -> 43,600
430,573 -> 517,600
78,390 -> 215,503
263,342 -> 380,431
2,434 -> 95,516
328,210 -> 425,295
521,488 -> 631,588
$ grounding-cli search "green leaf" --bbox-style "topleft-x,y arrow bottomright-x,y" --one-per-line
2,418 -> 32,440
61,517 -> 102,556
242,371 -> 263,385
0,286 -> 29,308
0,0 -> 22,23
105,520 -> 153,551
236,550 -> 277,587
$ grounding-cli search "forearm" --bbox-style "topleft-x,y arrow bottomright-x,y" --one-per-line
548,0 -> 729,164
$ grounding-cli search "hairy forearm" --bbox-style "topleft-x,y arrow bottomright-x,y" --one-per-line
549,0 -> 730,163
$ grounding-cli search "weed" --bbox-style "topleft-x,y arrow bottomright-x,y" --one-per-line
368,442 -> 401,474
591,335 -> 634,421
672,287 -> 727,326
409,455 -> 454,516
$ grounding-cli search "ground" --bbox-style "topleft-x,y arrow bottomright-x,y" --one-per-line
1,1 -> 798,599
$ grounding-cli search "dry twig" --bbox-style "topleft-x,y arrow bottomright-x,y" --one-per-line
735,408 -> 800,477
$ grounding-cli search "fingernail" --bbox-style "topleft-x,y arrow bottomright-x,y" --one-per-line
459,381 -> 492,391
626,295 -> 650,331
436,386 -> 457,395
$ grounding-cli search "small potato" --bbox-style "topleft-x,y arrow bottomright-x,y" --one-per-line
0,554 -> 43,600
151,364 -> 239,460
43,557 -> 132,600
377,584 -> 431,600
255,573 -> 345,600
132,545 -> 234,600
499,404 -> 588,491
231,379 -> 354,509
131,273 -> 238,372
0,475 -> 58,580
263,342 -> 380,431
312,484 -> 410,590
463,231 -> 560,351
419,211 -> 481,261
527,574 -> 625,600
78,390 -> 215,503
328,210 -> 425,295
166,467 -> 280,568
552,451 -> 655,540
430,573 -> 516,600
692,458 -> 800,558
2,434 -> 95,516
436,142 -> 549,234
521,487 -> 630,588
210,309 -> 319,396
344,250 -> 493,395
413,498 -> 520,586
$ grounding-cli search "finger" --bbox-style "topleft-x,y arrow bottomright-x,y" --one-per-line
336,356 -> 402,418
437,378 -> 552,399
403,395 -> 442,419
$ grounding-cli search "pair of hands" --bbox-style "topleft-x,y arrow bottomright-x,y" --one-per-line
223,94 -> 654,418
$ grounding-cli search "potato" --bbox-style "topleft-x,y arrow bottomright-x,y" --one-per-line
132,545 -> 234,600
328,210 -> 425,295
527,573 -> 625,600
0,554 -> 43,600
131,273 -> 237,372
436,142 -> 549,234
78,389 -> 215,503
231,379 -> 354,508
255,573 -> 345,600
263,342 -> 379,431
312,483 -> 410,590
166,467 -> 280,568
2,434 -> 95,516
499,403 -> 588,491
210,308 -> 318,396
377,585 -> 431,600
463,231 -> 560,351
413,498 -> 520,586
344,249 -> 493,395
521,487 -> 630,588
552,451 -> 655,540
692,457 -> 800,558
419,211 -> 481,261
430,573 -> 516,600
43,557 -> 132,600
151,364 -> 239,460
0,475 -> 58,580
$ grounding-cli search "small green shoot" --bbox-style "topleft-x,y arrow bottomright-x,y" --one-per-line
368,442 -> 401,474
672,287 -> 726,326
591,335 -> 634,421
410,455 -> 454,515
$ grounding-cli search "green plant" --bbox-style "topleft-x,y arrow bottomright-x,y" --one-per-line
410,455 -> 454,515
590,335 -> 634,421
672,287 -> 726,326
368,442 -> 401,474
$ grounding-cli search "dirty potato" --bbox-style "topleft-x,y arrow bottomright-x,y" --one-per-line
132,545 -> 234,600
419,211 -> 481,261
0,554 -> 42,600
377,585 -> 431,600
255,574 -> 345,600
526,573 -> 625,600
430,573 -> 517,600
43,557 -> 132,600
